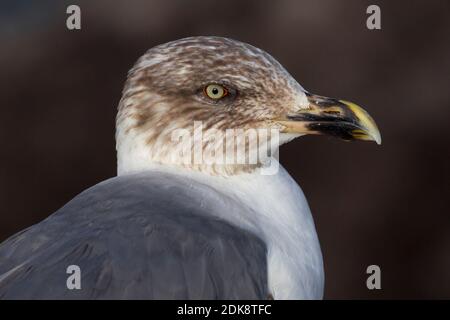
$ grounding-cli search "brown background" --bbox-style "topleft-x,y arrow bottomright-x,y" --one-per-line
0,0 -> 449,299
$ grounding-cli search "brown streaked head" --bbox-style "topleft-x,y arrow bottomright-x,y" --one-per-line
116,36 -> 381,175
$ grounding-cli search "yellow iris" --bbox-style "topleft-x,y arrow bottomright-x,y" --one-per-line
204,84 -> 227,99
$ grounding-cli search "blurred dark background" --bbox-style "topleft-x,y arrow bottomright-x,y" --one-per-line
0,0 -> 449,299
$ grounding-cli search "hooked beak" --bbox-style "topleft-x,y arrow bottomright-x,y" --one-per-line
275,92 -> 381,144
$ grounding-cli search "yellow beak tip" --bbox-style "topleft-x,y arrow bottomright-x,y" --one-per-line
340,100 -> 382,146
373,133 -> 382,145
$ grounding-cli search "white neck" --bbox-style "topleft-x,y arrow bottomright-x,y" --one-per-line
117,117 -> 323,298
117,149 -> 324,299
208,162 -> 324,299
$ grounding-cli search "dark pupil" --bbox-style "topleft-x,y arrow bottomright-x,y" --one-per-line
212,88 -> 219,95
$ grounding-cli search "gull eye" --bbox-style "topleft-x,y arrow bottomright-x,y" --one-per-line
204,84 -> 228,100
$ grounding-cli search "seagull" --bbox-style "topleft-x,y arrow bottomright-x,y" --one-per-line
0,36 -> 380,300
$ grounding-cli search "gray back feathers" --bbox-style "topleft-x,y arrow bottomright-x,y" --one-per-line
0,172 -> 268,299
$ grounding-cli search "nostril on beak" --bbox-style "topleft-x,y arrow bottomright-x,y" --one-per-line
323,110 -> 341,115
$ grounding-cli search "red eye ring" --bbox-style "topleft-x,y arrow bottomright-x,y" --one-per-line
204,84 -> 228,99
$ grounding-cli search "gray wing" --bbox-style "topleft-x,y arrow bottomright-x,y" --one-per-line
0,172 -> 268,299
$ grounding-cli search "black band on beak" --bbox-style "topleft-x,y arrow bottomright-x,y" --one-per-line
276,92 -> 381,144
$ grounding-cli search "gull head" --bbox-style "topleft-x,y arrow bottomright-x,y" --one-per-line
116,36 -> 381,176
